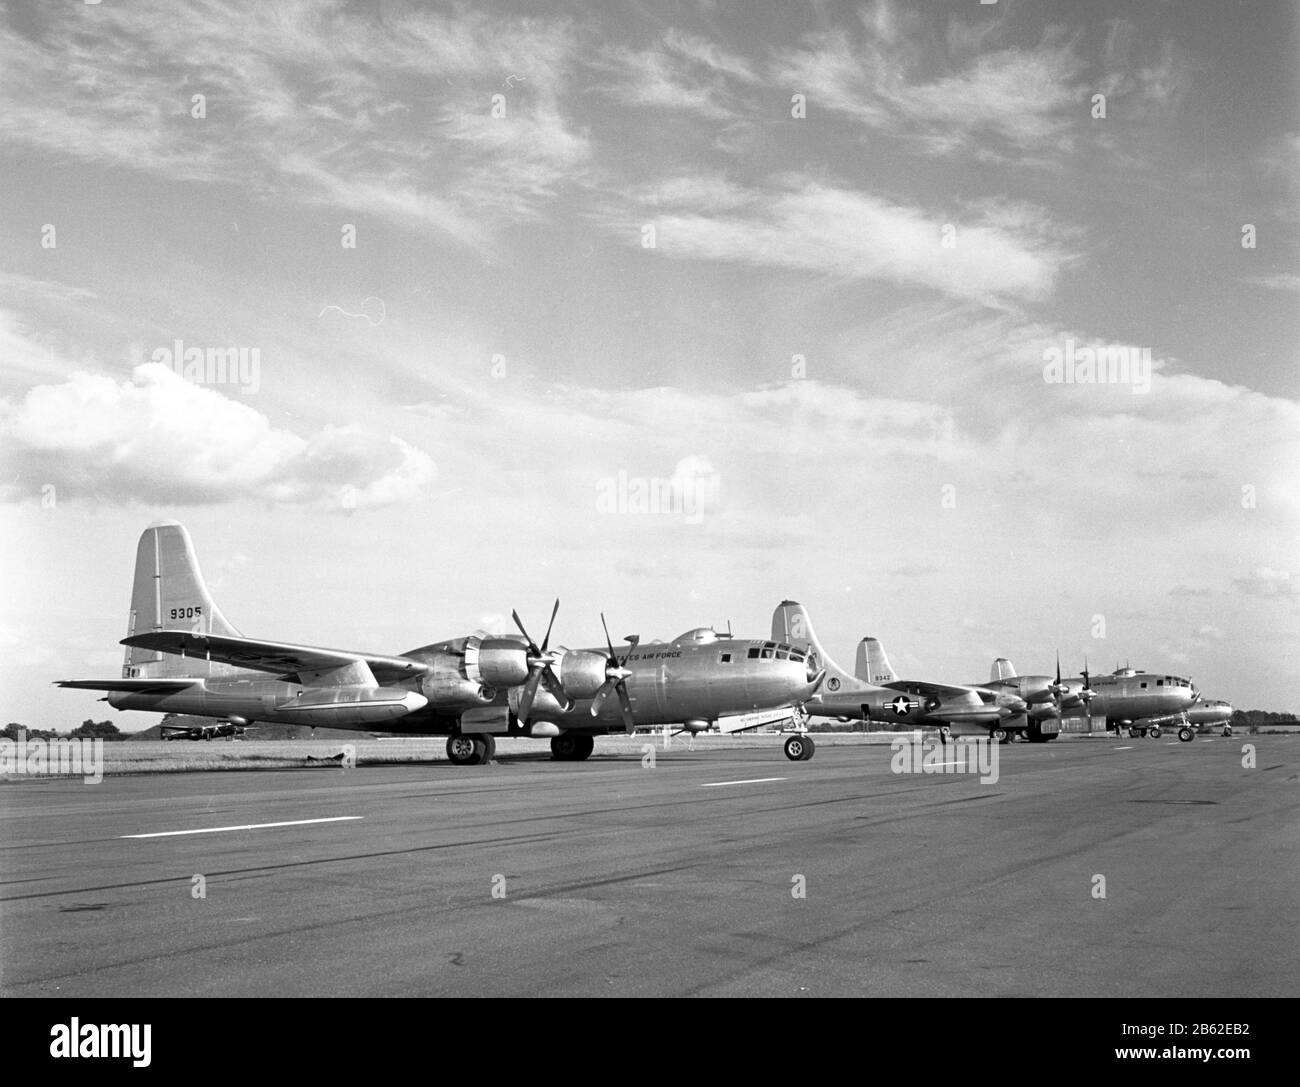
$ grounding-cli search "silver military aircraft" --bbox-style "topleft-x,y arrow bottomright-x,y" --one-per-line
770,602 -> 1040,740
1058,665 -> 1201,740
160,720 -> 254,741
855,636 -> 1066,743
58,522 -> 826,765
1185,698 -> 1235,737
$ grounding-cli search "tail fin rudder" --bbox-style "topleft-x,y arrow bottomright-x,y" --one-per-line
771,600 -> 856,685
857,637 -> 897,684
990,658 -> 1017,682
122,521 -> 241,679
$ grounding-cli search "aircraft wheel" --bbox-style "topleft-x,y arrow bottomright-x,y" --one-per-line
991,727 -> 1008,744
1223,725 -> 1232,738
783,735 -> 808,761
1128,727 -> 1140,739
571,735 -> 594,761
1178,726 -> 1194,743
447,735 -> 485,766
479,734 -> 497,761
1148,726 -> 1161,739
550,735 -> 579,761
799,735 -> 816,760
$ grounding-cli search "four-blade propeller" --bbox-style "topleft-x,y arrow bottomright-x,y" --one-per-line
590,612 -> 639,733
512,599 -> 574,724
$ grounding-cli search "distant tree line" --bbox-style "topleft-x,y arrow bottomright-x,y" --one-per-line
1233,710 -> 1299,726
3,720 -> 125,742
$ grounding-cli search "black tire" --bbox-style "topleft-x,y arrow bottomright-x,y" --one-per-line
1178,726 -> 1194,743
783,735 -> 807,761
1222,725 -> 1232,738
447,735 -> 483,766
1148,726 -> 1161,739
479,734 -> 497,761
1128,727 -> 1140,739
550,735 -> 579,760
991,727 -> 1008,744
799,735 -> 816,761
571,735 -> 594,761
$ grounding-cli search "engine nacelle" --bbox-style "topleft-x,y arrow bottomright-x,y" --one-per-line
555,649 -> 609,699
508,684 -> 568,720
422,673 -> 496,707
464,635 -> 530,688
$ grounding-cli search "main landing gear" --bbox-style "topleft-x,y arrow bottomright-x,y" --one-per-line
446,734 -> 496,766
784,734 -> 816,761
550,734 -> 594,761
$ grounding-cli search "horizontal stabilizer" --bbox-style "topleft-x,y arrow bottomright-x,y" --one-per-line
121,631 -> 428,684
56,678 -> 199,693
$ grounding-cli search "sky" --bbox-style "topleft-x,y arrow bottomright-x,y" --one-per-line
1,0 -> 1297,730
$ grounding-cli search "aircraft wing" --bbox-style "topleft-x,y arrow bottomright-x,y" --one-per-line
56,678 -> 201,693
889,679 -> 982,702
120,632 -> 429,684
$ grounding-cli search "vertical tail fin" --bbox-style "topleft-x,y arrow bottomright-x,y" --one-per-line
122,521 -> 240,679
771,600 -> 856,685
990,658 -> 1017,682
857,637 -> 897,684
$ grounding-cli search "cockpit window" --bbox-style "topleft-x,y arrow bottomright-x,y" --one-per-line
775,650 -> 789,659
747,647 -> 759,659
761,648 -> 774,659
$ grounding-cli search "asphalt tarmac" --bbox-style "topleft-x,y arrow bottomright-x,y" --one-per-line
2,735 -> 1295,997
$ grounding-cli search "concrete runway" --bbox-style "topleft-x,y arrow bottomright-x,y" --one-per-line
2,735 -> 1296,997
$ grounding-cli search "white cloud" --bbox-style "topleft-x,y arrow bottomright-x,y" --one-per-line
0,364 -> 434,508
620,177 -> 1073,305
0,2 -> 592,248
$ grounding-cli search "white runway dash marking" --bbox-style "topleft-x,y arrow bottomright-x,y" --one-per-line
700,777 -> 786,788
121,816 -> 363,839
1113,746 -> 1134,751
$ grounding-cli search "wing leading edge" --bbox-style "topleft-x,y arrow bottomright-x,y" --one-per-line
120,631 -> 429,684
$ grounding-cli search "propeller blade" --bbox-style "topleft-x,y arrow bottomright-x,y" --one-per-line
601,612 -> 617,663
511,609 -> 536,652
590,680 -> 614,717
515,669 -> 543,724
615,684 -> 635,733
540,666 -> 574,712
540,598 -> 560,653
